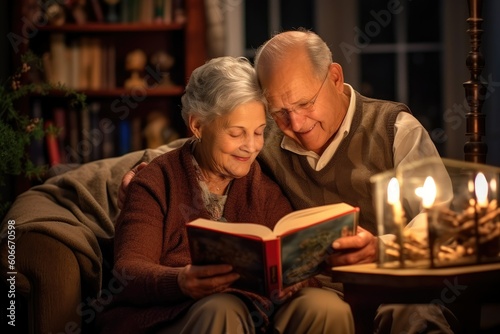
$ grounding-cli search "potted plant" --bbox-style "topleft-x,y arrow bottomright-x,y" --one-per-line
0,51 -> 86,218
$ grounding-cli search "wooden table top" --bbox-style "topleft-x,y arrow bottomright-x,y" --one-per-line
331,262 -> 500,288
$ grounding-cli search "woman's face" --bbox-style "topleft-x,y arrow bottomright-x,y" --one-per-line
198,100 -> 267,180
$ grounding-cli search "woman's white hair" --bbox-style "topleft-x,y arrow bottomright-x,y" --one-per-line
181,56 -> 266,125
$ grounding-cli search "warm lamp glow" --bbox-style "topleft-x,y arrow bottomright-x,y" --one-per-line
421,176 -> 437,209
475,172 -> 489,208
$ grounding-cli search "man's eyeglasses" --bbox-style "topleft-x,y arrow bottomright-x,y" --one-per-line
270,71 -> 329,121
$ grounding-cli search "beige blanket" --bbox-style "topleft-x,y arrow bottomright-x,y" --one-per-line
0,140 -> 187,296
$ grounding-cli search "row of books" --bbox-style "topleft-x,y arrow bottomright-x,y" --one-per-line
119,0 -> 186,24
30,100 -> 178,166
43,34 -> 116,90
51,0 -> 185,25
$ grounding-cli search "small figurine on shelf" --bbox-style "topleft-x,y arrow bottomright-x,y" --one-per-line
45,2 -> 66,26
143,110 -> 179,148
124,49 -> 147,89
104,0 -> 121,23
150,50 -> 175,87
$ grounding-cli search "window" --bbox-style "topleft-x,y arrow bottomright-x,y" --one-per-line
357,0 -> 443,152
243,0 -> 314,60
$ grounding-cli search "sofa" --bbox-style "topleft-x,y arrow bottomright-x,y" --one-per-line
0,142 -> 183,334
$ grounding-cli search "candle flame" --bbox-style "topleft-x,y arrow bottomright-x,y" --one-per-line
387,177 -> 400,205
490,178 -> 497,193
421,176 -> 436,209
475,172 -> 488,208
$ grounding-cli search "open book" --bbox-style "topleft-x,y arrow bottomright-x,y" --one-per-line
187,202 -> 359,297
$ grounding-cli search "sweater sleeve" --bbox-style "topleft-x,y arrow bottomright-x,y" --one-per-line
113,162 -> 187,305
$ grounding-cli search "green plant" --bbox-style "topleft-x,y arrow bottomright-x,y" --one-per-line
0,51 -> 86,217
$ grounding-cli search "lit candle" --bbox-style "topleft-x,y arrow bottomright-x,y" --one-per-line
475,172 -> 489,208
421,176 -> 437,209
419,176 -> 437,267
387,177 -> 403,226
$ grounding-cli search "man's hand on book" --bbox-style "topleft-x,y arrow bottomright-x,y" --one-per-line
177,264 -> 240,300
326,226 -> 378,266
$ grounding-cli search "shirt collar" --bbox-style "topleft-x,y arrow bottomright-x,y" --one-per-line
280,83 -> 356,161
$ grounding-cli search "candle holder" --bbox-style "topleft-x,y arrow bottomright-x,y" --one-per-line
371,157 -> 500,269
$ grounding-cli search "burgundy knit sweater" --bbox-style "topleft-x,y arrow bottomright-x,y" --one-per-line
97,142 -> 300,333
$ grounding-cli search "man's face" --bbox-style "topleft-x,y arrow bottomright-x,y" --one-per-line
259,50 -> 346,155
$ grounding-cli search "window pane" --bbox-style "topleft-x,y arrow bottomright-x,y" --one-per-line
360,53 -> 396,101
245,0 -> 269,51
408,52 -> 443,151
280,0 -> 314,31
358,0 -> 397,44
407,0 -> 441,42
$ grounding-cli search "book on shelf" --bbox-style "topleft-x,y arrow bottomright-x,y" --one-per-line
118,0 -> 177,23
88,102 -> 102,161
80,103 -> 91,163
52,107 -> 67,164
187,202 -> 359,297
29,100 -> 46,168
44,120 -> 61,166
89,0 -> 105,22
118,119 -> 132,155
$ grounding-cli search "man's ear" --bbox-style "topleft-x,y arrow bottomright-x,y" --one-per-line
328,63 -> 345,92
188,115 -> 203,139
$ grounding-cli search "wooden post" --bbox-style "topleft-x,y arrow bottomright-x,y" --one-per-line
464,0 -> 488,163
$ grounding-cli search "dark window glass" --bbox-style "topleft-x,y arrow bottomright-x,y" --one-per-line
408,52 -> 442,150
407,0 -> 441,43
280,0 -> 314,31
360,53 -> 396,101
358,0 -> 397,44
245,1 -> 269,51
245,0 -> 314,61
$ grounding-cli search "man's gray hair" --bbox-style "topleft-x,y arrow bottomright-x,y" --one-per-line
181,56 -> 266,125
254,29 -> 333,80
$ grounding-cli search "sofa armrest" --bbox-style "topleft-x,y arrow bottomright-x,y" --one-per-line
15,232 -> 82,334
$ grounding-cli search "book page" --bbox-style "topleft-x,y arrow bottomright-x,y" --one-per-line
274,203 -> 356,235
187,219 -> 276,240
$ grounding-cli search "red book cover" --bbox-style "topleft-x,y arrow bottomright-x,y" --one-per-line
45,120 -> 61,166
89,0 -> 104,22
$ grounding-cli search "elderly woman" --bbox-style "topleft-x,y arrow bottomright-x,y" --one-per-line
97,57 -> 352,334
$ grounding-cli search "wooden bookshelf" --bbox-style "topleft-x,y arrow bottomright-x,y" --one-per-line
41,87 -> 185,97
12,0 -> 207,167
37,23 -> 185,32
